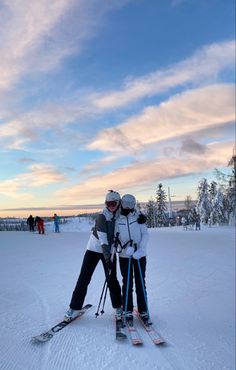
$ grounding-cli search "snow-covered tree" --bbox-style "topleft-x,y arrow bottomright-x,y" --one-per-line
226,153 -> 236,225
156,183 -> 167,227
211,188 -> 225,225
208,181 -> 218,224
197,178 -> 211,224
145,199 -> 157,228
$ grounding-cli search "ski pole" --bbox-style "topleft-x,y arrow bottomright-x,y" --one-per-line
100,245 -> 116,314
95,279 -> 107,317
124,256 -> 132,322
137,258 -> 150,319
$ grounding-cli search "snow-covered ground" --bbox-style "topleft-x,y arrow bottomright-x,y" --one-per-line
0,219 -> 235,370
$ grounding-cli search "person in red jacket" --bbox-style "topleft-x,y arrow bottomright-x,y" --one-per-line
35,216 -> 45,234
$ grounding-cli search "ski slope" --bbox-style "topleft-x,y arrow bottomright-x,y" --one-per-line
0,219 -> 235,370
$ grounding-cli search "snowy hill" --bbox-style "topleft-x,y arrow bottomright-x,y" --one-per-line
0,224 -> 235,370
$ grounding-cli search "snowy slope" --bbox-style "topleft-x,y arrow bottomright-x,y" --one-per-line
0,224 -> 235,370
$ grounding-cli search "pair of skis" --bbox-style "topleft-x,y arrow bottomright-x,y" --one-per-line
32,304 -> 165,346
116,310 -> 165,346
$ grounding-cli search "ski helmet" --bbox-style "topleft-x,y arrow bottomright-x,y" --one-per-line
105,190 -> 121,203
121,194 -> 136,209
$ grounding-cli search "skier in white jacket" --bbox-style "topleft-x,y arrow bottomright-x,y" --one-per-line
64,190 -> 122,320
115,194 -> 149,323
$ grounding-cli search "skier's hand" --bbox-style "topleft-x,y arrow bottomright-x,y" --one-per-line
126,246 -> 135,256
101,244 -> 112,270
137,213 -> 147,224
102,244 -> 110,260
105,258 -> 113,271
133,249 -> 143,260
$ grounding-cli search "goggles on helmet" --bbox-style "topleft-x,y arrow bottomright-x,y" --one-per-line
106,200 -> 118,208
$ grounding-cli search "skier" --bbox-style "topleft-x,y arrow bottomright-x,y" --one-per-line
35,216 -> 45,234
115,194 -> 149,323
53,213 -> 60,233
64,190 -> 123,321
27,215 -> 34,232
195,215 -> 201,230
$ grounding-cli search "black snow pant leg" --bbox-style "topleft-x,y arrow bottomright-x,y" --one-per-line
101,255 -> 122,309
133,257 -> 148,313
70,250 -> 100,310
119,257 -> 134,313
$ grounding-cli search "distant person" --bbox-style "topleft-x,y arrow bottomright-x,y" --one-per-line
35,216 -> 45,234
181,217 -> 187,230
53,213 -> 60,233
195,215 -> 201,231
27,215 -> 34,232
64,191 -> 122,321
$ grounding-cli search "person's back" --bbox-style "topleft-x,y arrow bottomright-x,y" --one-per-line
53,214 -> 60,232
35,216 -> 44,234
27,215 -> 34,231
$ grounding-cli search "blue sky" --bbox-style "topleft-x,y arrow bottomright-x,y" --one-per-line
0,0 -> 235,216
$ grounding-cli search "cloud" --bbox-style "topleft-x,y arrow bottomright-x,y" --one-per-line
180,139 -> 208,155
56,140 -> 234,204
79,155 -> 119,176
18,157 -> 36,163
92,40 -> 235,110
88,84 -> 235,154
0,163 -> 66,198
0,40 -> 234,151
0,0 -> 131,94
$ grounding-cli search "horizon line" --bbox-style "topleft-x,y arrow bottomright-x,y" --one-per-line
0,200 -> 192,213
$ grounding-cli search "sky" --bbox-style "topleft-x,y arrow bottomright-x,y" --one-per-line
0,0 -> 235,217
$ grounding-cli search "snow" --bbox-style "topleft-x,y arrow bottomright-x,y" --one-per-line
0,218 -> 235,370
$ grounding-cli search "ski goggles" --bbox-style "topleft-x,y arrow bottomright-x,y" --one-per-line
121,200 -> 135,209
106,201 -> 119,207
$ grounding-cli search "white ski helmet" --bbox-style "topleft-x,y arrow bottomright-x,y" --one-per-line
121,194 -> 136,209
105,190 -> 121,203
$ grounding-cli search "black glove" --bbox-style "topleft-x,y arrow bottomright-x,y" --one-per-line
102,244 -> 112,268
137,213 -> 147,224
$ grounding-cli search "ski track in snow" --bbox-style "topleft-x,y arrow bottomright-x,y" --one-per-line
0,222 -> 235,370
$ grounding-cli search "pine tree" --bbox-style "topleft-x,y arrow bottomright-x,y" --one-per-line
209,181 -> 218,224
211,188 -> 225,225
197,178 -> 211,225
145,199 -> 157,228
156,183 -> 167,227
227,153 -> 236,225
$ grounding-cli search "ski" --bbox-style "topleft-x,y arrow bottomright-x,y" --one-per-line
31,304 -> 92,343
134,308 -> 165,345
125,320 -> 143,345
116,318 -> 127,340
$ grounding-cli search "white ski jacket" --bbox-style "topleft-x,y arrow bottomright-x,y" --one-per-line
115,210 -> 148,259
86,208 -> 119,253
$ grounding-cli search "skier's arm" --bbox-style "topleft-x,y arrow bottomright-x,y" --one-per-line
96,214 -> 109,246
139,223 -> 149,250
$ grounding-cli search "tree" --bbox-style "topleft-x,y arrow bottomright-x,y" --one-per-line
227,152 -> 236,225
211,188 -> 225,225
156,183 -> 167,227
197,178 -> 211,225
145,199 -> 157,228
184,195 -> 193,210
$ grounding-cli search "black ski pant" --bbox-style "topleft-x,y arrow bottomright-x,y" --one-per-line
70,250 -> 122,310
119,256 -> 148,314
29,224 -> 34,232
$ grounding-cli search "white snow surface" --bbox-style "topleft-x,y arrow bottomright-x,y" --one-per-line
0,218 -> 235,370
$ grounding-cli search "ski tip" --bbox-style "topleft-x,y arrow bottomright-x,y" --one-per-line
84,304 -> 93,309
31,337 -> 49,344
154,338 -> 166,345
